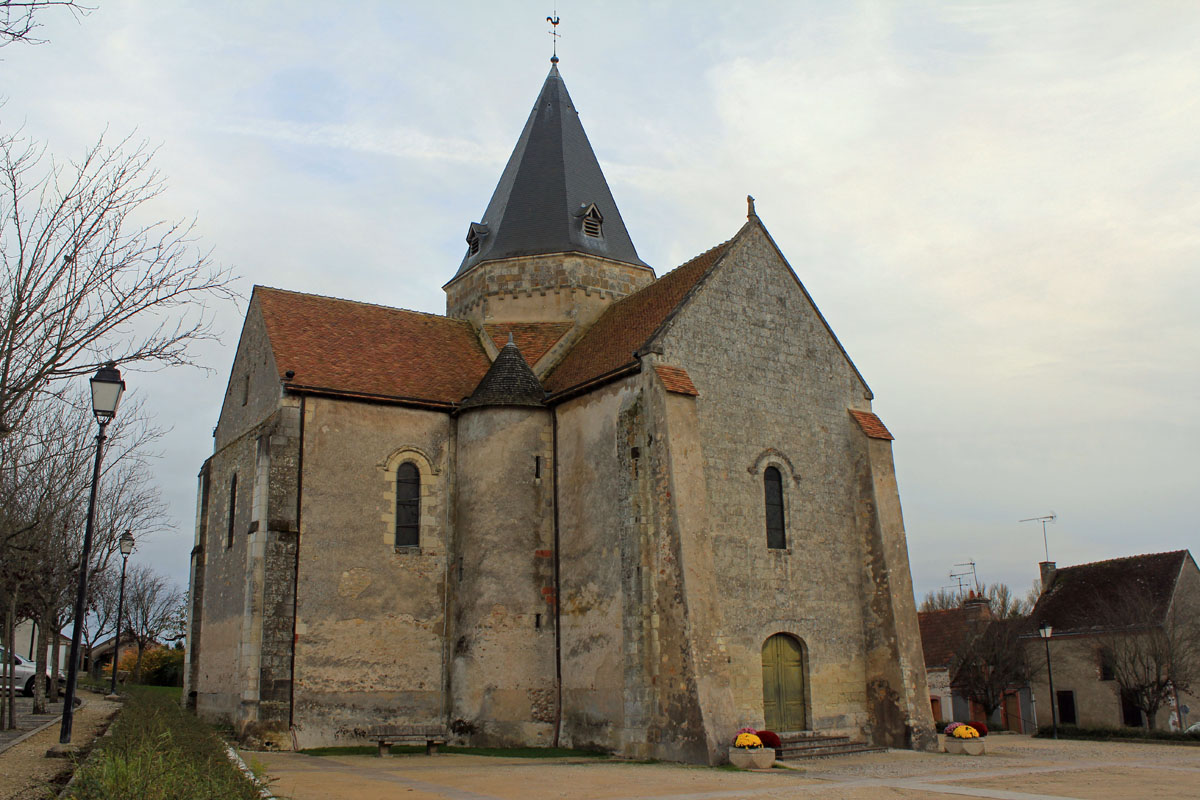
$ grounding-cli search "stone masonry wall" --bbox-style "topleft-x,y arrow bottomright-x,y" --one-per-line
290,396 -> 452,749
450,406 -> 556,746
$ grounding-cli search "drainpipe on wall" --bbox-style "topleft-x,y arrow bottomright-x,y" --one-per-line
287,394 -> 306,741
551,407 -> 563,748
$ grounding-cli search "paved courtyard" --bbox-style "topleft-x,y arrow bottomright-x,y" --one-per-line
247,735 -> 1200,799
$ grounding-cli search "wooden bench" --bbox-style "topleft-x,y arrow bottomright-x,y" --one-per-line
366,724 -> 447,756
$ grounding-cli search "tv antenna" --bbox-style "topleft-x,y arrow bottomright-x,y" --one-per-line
950,560 -> 978,594
1020,512 -> 1057,561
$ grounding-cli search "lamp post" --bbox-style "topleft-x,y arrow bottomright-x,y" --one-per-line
106,531 -> 135,698
59,363 -> 124,745
1039,621 -> 1057,739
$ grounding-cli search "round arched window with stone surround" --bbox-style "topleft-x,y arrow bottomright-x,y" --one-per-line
395,462 -> 420,548
378,445 -> 440,552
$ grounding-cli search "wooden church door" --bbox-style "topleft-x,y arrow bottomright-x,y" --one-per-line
762,634 -> 809,731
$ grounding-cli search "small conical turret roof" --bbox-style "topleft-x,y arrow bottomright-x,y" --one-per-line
453,65 -> 648,278
460,336 -> 545,409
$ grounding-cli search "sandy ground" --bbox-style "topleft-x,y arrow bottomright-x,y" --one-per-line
248,735 -> 1200,800
0,692 -> 119,800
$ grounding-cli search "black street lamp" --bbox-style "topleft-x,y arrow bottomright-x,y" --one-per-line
59,363 -> 124,745
106,530 -> 135,698
1039,621 -> 1058,739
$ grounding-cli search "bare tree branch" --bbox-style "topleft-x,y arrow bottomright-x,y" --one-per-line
0,1 -> 90,47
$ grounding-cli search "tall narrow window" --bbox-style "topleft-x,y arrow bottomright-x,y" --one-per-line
226,474 -> 238,549
764,466 -> 785,549
395,462 -> 420,548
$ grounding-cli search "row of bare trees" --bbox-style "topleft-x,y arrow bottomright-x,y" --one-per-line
1,7 -> 235,727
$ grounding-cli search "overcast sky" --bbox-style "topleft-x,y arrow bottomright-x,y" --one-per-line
4,1 -> 1197,604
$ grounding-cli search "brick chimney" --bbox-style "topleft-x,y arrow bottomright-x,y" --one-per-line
962,590 -> 992,621
1039,561 -> 1057,590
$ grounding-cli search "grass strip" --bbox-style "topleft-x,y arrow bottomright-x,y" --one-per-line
63,686 -> 264,800
300,744 -> 611,759
1035,724 -> 1200,744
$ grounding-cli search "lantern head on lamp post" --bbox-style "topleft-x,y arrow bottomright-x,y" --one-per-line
89,362 -> 125,422
1039,622 -> 1058,739
60,363 -> 125,746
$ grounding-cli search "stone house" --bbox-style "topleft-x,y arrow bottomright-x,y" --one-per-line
1026,550 -> 1200,731
183,62 -> 936,763
918,595 -> 1035,732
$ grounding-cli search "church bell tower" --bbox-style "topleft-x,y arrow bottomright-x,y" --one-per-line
444,65 -> 655,333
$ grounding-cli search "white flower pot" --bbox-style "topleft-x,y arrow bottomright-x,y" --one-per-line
729,747 -> 775,769
944,738 -> 964,754
962,739 -> 985,756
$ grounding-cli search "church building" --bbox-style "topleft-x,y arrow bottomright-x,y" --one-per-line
184,62 -> 936,763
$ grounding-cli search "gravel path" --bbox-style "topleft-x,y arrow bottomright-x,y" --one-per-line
0,691 -> 119,800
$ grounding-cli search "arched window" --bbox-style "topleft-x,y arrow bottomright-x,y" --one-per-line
226,473 -> 237,549
764,466 -> 785,549
395,462 -> 420,548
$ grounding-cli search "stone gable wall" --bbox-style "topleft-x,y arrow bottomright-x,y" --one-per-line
215,300 -> 282,451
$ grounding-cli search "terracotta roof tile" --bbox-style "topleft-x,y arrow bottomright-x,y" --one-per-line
849,409 -> 894,440
544,240 -> 732,394
483,322 -> 572,365
255,287 -> 491,407
653,365 -> 698,396
918,603 -> 993,668
1029,550 -> 1190,635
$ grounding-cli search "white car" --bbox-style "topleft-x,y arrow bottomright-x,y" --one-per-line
0,648 -> 65,697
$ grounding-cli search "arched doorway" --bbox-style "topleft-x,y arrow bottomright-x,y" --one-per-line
762,633 -> 809,731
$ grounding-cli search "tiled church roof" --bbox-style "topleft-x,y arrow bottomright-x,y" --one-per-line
256,287 -> 491,407
849,410 -> 894,440
460,337 -> 545,409
543,240 -> 732,394
483,322 -> 571,365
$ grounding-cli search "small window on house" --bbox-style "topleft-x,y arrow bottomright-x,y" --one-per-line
1099,647 -> 1115,681
226,474 -> 237,549
764,466 -> 785,549
468,232 -> 480,255
466,223 -> 488,257
395,462 -> 420,548
581,204 -> 603,238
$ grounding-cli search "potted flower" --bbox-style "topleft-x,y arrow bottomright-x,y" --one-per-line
729,728 -> 775,769
947,723 -> 984,755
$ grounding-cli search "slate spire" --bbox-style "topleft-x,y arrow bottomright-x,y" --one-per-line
460,337 -> 546,409
454,65 -> 648,278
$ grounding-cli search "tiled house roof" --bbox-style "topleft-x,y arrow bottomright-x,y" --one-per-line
918,602 -> 992,669
543,240 -> 732,394
1029,550 -> 1191,635
849,410 -> 894,440
483,322 -> 571,365
256,287 -> 492,407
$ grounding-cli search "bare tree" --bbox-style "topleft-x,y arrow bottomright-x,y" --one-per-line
122,565 -> 183,682
920,582 -> 1033,619
951,617 -> 1035,719
80,567 -> 117,678
0,128 -> 236,434
1102,593 -> 1200,730
0,1 -> 89,47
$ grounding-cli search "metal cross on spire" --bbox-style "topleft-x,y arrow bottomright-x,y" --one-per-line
547,11 -> 561,64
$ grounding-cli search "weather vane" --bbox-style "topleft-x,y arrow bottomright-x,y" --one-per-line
547,10 -> 561,64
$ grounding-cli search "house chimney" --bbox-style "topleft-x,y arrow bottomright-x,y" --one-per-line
1039,561 -> 1056,590
962,590 -> 991,620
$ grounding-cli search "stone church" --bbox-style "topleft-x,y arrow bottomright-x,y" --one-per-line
184,62 -> 935,763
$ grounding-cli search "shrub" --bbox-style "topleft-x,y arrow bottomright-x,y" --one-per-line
140,647 -> 185,687
968,721 -> 988,737
1035,724 -> 1200,743
756,730 -> 782,749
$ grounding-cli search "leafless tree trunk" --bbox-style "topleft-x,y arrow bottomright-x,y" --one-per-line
0,1 -> 89,46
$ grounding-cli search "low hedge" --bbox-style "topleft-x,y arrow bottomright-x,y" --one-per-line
1036,724 -> 1200,743
63,686 -> 264,799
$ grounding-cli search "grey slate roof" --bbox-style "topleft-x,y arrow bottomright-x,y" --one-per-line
452,65 -> 648,279
460,338 -> 546,409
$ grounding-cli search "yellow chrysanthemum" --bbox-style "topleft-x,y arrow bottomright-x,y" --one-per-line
952,726 -> 979,739
734,733 -> 763,748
